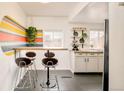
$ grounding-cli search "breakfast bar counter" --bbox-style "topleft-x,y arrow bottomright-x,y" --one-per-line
13,47 -> 68,50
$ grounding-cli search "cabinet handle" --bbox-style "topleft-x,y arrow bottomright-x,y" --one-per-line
85,58 -> 87,62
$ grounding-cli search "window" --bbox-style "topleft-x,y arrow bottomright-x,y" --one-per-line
43,31 -> 64,48
89,31 -> 104,49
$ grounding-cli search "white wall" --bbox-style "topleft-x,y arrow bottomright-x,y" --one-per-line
0,3 -> 26,90
109,3 -> 124,90
27,16 -> 104,49
27,16 -> 70,49
0,3 -> 26,26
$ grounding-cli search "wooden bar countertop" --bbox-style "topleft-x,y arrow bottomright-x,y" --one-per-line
13,47 -> 68,50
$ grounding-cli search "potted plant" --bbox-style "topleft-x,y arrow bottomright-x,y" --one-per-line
26,26 -> 38,46
79,30 -> 88,48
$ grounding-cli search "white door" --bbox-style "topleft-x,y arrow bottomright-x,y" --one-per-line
87,56 -> 98,72
75,56 -> 86,72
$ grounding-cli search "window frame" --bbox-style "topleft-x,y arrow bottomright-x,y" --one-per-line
43,30 -> 64,48
89,30 -> 104,49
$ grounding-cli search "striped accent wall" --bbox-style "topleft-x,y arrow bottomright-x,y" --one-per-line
35,30 -> 43,47
0,16 -> 43,56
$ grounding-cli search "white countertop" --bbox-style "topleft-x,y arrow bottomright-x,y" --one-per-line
70,49 -> 103,53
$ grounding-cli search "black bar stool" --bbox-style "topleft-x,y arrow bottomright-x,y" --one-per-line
15,57 -> 35,89
26,52 -> 38,81
40,50 -> 58,88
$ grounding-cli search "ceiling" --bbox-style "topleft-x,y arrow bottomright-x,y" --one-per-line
71,2 -> 108,23
18,2 -> 108,23
18,2 -> 79,17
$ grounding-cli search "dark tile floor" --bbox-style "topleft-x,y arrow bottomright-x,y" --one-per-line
15,70 -> 103,91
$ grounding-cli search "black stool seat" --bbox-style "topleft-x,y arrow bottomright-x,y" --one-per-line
44,52 -> 55,58
16,57 -> 31,67
42,58 -> 58,66
26,52 -> 36,57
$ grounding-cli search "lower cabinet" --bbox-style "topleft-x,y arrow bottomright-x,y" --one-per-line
74,52 -> 103,73
87,57 -> 98,72
98,56 -> 104,72
75,57 -> 86,72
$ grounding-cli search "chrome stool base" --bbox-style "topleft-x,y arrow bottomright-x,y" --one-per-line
15,58 -> 35,90
41,50 -> 58,89
26,52 -> 38,82
40,80 -> 56,88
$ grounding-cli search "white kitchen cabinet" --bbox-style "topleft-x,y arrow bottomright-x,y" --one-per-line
98,56 -> 104,72
74,52 -> 103,73
75,56 -> 86,72
86,57 -> 98,72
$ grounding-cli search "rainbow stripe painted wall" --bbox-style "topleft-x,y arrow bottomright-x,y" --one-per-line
0,16 -> 43,56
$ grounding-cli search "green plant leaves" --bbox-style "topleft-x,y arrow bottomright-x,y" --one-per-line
26,26 -> 38,46
79,30 -> 88,43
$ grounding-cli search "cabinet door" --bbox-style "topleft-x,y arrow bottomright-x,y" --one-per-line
98,56 -> 104,72
87,57 -> 98,72
75,56 -> 86,72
